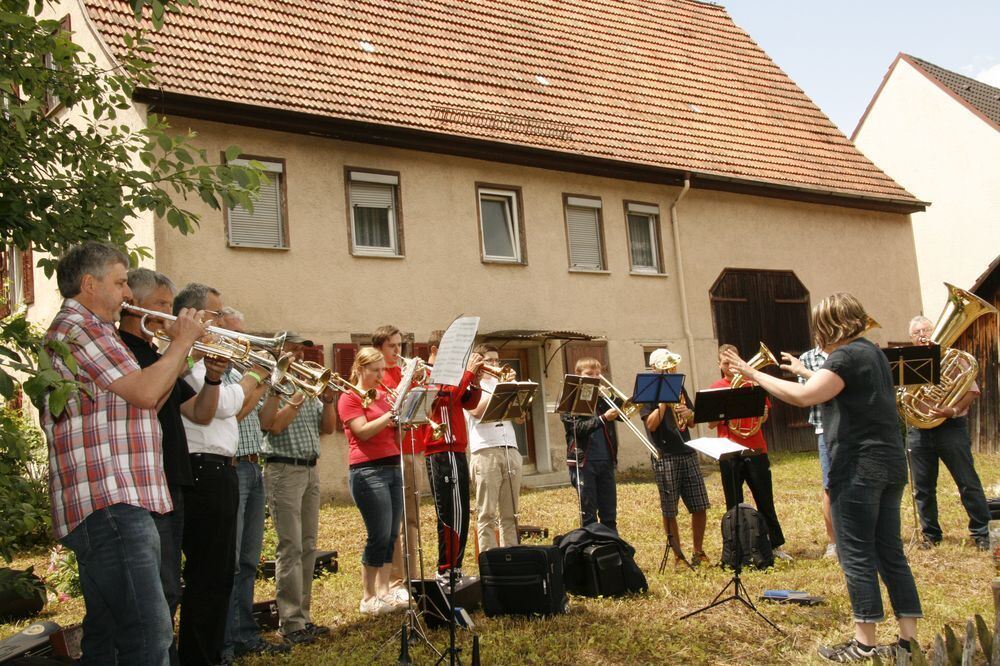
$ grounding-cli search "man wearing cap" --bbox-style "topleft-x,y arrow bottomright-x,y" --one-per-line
259,334 -> 337,645
641,348 -> 709,567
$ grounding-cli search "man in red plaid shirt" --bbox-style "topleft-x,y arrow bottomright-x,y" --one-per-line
42,242 -> 207,665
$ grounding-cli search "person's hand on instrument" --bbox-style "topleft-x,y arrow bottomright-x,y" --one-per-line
165,308 -> 207,349
603,407 -> 619,421
467,352 -> 485,374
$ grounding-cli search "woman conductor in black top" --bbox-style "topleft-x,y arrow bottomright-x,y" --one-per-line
722,293 -> 920,663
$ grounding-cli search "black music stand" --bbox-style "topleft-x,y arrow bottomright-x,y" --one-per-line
478,382 -> 539,543
630,372 -> 694,572
884,344 -> 941,543
555,375 -> 601,528
681,388 -> 783,634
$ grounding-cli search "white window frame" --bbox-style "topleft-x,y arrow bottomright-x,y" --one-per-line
226,158 -> 287,249
626,202 -> 660,273
565,196 -> 605,271
349,171 -> 400,257
477,187 -> 522,263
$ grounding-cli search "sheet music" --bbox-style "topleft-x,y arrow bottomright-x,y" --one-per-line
685,437 -> 748,461
428,316 -> 480,387
392,357 -> 419,413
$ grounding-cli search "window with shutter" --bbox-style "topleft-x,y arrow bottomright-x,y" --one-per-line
348,171 -> 401,256
43,16 -> 71,115
562,341 -> 610,378
226,159 -> 287,249
20,247 -> 33,305
625,202 -> 661,273
300,344 -> 325,367
0,249 -> 9,319
477,187 -> 524,263
565,200 -> 604,270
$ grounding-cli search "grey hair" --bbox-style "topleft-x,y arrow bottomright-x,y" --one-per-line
173,282 -> 221,314
219,306 -> 244,322
56,242 -> 130,298
127,268 -> 176,302
908,315 -> 933,331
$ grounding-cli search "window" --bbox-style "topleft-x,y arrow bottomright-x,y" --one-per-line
625,202 -> 662,273
0,246 -> 34,319
43,15 -> 72,115
347,170 -> 401,257
564,196 -> 605,270
226,158 -> 287,249
477,186 -> 525,263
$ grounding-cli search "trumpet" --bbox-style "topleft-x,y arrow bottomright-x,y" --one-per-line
597,375 -> 660,460
328,372 -> 377,408
120,302 -> 287,361
481,362 -> 517,382
276,359 -> 332,399
398,355 -> 433,385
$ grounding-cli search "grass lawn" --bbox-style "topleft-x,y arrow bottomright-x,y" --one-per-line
3,451 -> 999,664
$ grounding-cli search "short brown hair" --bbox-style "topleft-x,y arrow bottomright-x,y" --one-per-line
473,343 -> 499,355
372,325 -> 401,349
718,344 -> 738,357
574,357 -> 602,374
812,293 -> 868,349
428,329 -> 445,349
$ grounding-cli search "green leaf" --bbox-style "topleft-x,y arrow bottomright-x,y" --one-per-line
224,146 -> 242,162
48,383 -> 75,418
0,371 -> 15,400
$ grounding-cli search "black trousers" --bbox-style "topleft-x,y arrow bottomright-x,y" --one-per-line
152,485 -> 185,666
178,458 -> 238,666
719,454 -> 785,548
426,451 -> 471,573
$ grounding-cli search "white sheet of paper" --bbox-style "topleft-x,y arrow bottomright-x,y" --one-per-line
685,437 -> 748,461
392,357 -> 419,413
428,316 -> 480,387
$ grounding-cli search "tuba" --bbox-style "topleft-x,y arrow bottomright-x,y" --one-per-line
899,283 -> 998,429
728,342 -> 778,438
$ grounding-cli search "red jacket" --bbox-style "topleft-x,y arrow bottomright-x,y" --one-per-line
423,370 -> 482,455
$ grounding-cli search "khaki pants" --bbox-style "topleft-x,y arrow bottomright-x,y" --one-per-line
389,453 -> 425,588
471,447 -> 523,553
264,463 -> 320,635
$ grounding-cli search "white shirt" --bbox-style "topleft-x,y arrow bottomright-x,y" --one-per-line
467,375 -> 518,453
182,361 -> 245,456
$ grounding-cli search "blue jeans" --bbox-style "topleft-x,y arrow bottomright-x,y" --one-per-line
569,459 -> 617,533
152,486 -> 185,666
61,503 -> 173,666
817,432 -> 831,490
830,479 -> 922,623
908,417 -> 991,541
224,461 -> 266,655
349,465 -> 403,567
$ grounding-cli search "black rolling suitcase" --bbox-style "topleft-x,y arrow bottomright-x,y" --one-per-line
478,545 -> 567,617
582,543 -> 627,597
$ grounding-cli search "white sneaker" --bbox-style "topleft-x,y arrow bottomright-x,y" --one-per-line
773,549 -> 794,562
823,543 -> 838,560
388,587 -> 410,604
359,597 -> 393,616
435,568 -> 463,591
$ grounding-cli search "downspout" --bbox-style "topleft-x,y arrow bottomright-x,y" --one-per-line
670,176 -> 698,395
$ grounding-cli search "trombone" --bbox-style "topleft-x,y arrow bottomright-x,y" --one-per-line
597,375 -> 661,460
120,302 -> 287,361
328,372 -> 377,408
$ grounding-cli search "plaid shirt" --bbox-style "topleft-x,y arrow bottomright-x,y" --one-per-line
42,299 -> 171,539
799,347 -> 828,433
263,396 -> 322,460
232,370 -> 267,457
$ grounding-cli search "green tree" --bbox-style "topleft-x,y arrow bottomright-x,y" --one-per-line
0,0 -> 262,566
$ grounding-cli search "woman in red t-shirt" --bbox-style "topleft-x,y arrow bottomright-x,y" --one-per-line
337,347 -> 402,616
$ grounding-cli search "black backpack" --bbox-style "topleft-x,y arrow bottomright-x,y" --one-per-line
721,503 -> 774,570
555,524 -> 648,597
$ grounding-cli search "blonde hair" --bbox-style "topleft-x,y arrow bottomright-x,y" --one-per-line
812,293 -> 868,349
349,347 -> 384,384
718,343 -> 738,357
574,357 -> 602,374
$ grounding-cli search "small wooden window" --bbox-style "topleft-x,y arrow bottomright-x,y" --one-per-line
347,170 -> 403,257
226,158 -> 288,249
624,202 -> 663,273
564,196 -> 606,270
476,184 -> 526,264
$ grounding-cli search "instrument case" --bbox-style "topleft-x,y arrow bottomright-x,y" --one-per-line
581,542 -> 628,597
478,545 -> 567,617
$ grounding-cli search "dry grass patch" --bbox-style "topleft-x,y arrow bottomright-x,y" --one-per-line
3,451 -> 998,664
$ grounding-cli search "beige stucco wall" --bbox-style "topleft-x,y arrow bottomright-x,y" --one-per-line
145,117 -> 921,500
854,58 -> 1000,318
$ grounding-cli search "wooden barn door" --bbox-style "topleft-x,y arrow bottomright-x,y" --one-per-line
710,269 -> 815,453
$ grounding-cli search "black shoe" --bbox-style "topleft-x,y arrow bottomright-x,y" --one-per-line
304,622 -> 330,637
818,639 -> 876,662
975,537 -> 990,551
918,536 -> 941,550
282,628 -> 317,646
234,637 -> 292,657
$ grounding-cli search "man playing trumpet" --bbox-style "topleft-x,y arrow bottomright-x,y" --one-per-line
641,348 -> 709,568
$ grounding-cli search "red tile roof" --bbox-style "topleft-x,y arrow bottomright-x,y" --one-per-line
905,55 -> 1000,132
84,0 -> 921,210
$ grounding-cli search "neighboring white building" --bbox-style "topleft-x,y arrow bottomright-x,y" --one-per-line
853,53 -> 1000,320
